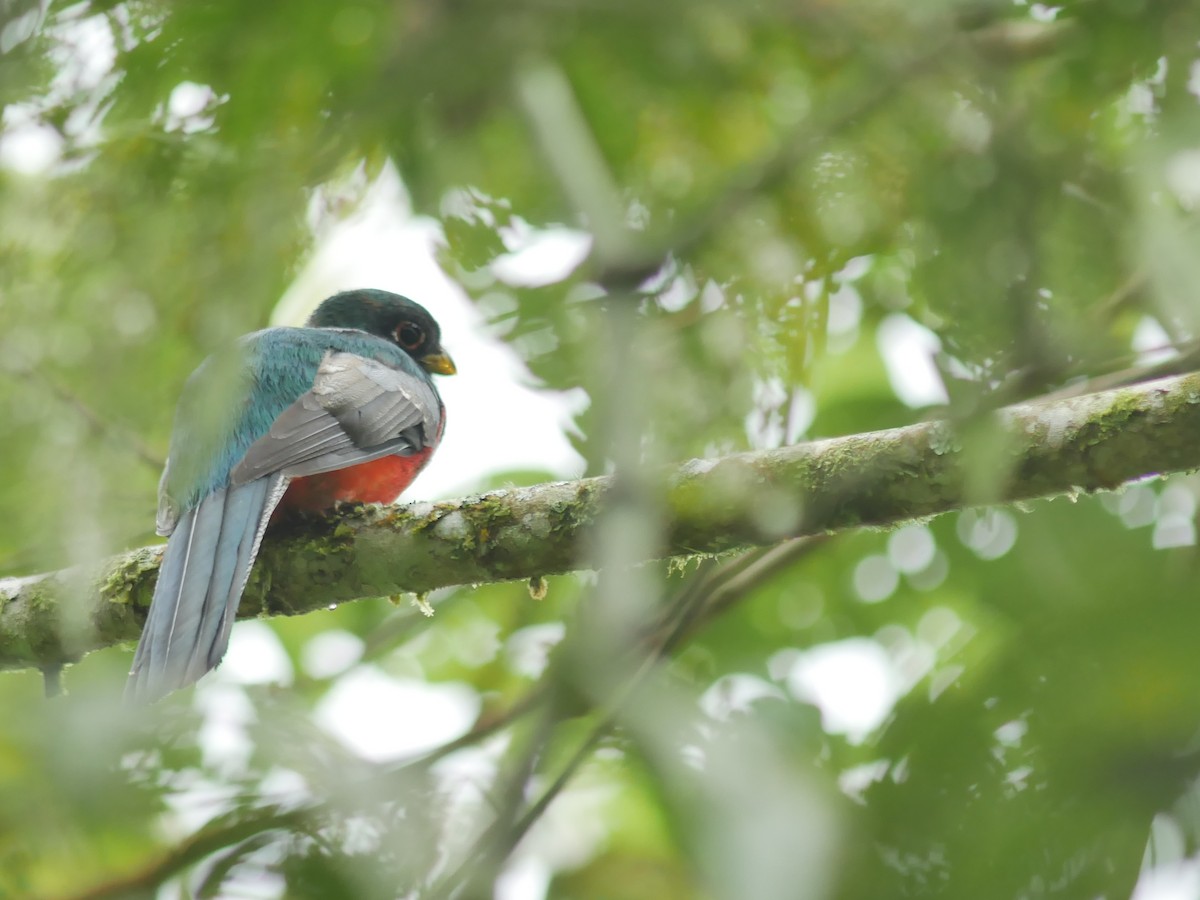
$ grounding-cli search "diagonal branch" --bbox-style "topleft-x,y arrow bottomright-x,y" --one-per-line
9,364 -> 164,471
4,371 -> 1200,672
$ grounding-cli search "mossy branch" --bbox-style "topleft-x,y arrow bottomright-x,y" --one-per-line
4,371 -> 1200,672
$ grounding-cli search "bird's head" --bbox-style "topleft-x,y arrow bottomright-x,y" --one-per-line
308,289 -> 456,376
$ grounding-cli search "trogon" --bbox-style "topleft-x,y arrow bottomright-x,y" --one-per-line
125,289 -> 454,703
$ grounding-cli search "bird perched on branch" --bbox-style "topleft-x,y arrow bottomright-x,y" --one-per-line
126,289 -> 455,703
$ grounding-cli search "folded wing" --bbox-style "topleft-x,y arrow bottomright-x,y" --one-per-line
128,349 -> 440,702
231,352 -> 441,483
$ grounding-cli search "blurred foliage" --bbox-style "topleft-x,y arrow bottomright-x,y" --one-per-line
5,0 -> 1200,898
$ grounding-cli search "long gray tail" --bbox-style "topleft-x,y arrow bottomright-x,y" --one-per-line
125,475 -> 285,704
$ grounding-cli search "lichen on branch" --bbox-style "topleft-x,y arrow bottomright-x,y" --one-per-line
3,371 -> 1200,672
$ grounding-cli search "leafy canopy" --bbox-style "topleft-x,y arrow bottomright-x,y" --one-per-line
3,1 -> 1200,898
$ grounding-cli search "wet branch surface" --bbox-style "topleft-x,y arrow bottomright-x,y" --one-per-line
4,370 -> 1200,671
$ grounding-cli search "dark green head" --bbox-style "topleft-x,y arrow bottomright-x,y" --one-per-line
308,289 -> 456,375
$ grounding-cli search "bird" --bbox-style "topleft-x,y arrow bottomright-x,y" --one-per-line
125,289 -> 455,703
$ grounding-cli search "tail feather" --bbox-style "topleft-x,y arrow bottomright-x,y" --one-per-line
209,476 -> 285,670
128,508 -> 195,686
180,477 -> 271,683
126,475 -> 285,703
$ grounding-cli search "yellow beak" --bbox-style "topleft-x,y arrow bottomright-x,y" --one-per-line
421,351 -> 457,376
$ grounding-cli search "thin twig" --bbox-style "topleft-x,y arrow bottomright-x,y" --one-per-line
430,536 -> 828,899
695,537 -> 828,625
61,807 -> 309,900
9,365 -> 163,470
397,684 -> 551,773
61,682 -> 549,900
442,703 -> 560,899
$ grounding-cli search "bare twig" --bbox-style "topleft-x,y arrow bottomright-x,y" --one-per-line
430,537 -> 828,898
8,365 -> 163,470
62,807 -> 309,900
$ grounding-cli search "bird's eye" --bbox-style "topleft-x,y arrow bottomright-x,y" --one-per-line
395,322 -> 424,350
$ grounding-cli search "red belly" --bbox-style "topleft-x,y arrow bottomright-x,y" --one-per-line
277,450 -> 433,513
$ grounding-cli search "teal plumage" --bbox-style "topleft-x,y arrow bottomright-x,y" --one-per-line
127,291 -> 454,703
160,326 -> 436,509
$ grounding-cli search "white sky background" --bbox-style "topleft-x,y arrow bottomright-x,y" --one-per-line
272,164 -> 589,499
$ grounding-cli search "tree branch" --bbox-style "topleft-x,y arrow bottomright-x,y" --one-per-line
4,371 -> 1200,672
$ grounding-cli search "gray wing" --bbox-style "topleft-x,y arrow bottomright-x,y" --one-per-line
229,351 -> 441,485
